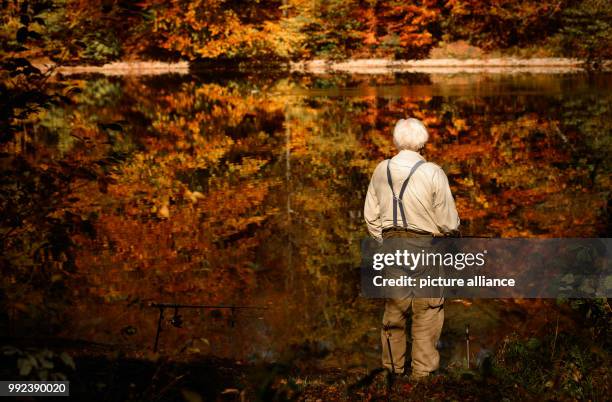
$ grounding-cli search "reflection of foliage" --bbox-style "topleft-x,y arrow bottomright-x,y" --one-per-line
31,74 -> 608,352
77,78 -> 123,107
48,80 -> 290,348
1,1 -> 74,305
0,0 -> 126,340
2,64 -> 611,363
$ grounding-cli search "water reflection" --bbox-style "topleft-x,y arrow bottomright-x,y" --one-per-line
5,72 -> 611,366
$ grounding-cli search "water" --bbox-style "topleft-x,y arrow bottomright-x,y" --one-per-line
8,71 -> 612,368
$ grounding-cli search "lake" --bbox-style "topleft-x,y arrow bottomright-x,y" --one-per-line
6,70 -> 611,369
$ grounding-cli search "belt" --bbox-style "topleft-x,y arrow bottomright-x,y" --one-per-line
382,227 -> 433,238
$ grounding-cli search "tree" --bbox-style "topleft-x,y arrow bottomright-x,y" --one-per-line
558,0 -> 612,68
148,0 -> 305,60
376,0 -> 443,58
443,0 -> 567,50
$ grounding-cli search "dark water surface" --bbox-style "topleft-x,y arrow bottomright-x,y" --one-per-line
8,71 -> 612,368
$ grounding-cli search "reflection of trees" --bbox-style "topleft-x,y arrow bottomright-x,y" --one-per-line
3,72 -> 610,356
427,93 -> 610,237
0,1 -> 126,341
60,80 -> 290,351
266,83 -> 610,361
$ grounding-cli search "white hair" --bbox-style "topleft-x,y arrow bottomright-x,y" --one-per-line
392,118 -> 429,151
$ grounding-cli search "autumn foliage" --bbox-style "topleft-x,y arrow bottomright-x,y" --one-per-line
443,0 -> 567,49
3,0 -> 610,63
1,3 -> 611,400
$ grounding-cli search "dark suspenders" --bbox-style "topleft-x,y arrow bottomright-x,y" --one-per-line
386,159 -> 426,228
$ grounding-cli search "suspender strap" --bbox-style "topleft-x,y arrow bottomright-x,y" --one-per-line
398,160 -> 425,227
386,159 -> 426,228
386,160 -> 398,227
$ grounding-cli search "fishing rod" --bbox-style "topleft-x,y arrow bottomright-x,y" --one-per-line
149,302 -> 269,352
465,324 -> 470,369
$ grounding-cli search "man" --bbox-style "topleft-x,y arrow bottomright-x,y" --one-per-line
363,118 -> 460,379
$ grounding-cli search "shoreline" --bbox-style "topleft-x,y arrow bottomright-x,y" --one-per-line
47,61 -> 191,76
38,58 -> 610,76
290,57 -> 588,74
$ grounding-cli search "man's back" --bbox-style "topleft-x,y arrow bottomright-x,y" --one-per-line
364,149 -> 460,240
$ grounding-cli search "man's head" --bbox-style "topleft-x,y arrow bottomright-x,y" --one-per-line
393,118 -> 429,151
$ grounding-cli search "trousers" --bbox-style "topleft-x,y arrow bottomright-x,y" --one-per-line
380,227 -> 444,377
381,295 -> 444,377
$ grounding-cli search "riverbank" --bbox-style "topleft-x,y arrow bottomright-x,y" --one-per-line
2,307 -> 608,402
290,57 -> 589,74
45,61 -> 191,76
38,57 -> 612,77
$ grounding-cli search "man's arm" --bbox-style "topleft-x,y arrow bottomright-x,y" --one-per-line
432,167 -> 460,234
364,166 -> 383,241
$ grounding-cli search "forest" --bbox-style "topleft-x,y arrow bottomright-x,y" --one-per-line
1,0 -> 611,401
1,0 -> 611,66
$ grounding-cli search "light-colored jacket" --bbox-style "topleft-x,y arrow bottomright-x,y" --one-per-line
364,150 -> 460,240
